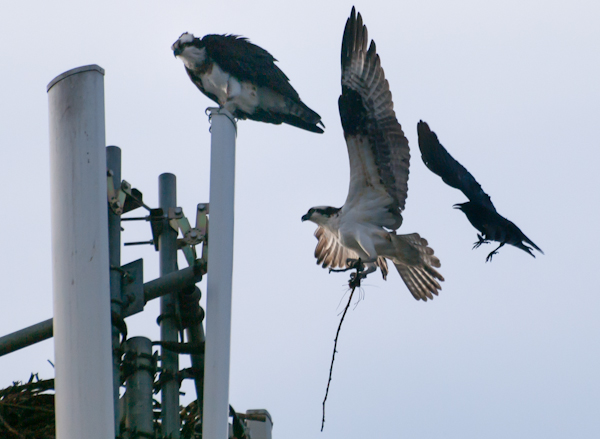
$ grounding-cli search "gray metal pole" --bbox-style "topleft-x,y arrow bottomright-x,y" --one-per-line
180,287 -> 206,420
0,318 -> 52,356
159,173 -> 181,438
124,337 -> 155,437
47,65 -> 115,439
0,263 -> 207,358
144,262 -> 205,304
187,322 -> 205,417
107,145 -> 123,435
203,109 -> 237,439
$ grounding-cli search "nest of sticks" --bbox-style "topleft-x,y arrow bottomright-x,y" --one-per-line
0,375 -> 204,439
0,375 -> 249,439
0,375 -> 55,438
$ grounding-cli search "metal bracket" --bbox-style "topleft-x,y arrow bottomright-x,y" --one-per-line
196,203 -> 209,262
168,207 -> 184,233
107,170 -> 145,215
121,181 -> 146,213
148,208 -> 165,251
107,170 -> 125,215
120,259 -> 145,317
206,107 -> 238,135
171,203 -> 209,267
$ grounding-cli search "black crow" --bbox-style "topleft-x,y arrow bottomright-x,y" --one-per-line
417,121 -> 543,262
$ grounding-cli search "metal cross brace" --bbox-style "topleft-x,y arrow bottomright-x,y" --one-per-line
171,204 -> 209,267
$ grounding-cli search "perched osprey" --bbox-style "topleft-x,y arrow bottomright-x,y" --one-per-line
417,121 -> 543,261
302,8 -> 444,301
172,32 -> 324,133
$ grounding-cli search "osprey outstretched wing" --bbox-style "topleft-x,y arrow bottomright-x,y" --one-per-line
172,33 -> 324,133
309,219 -> 389,280
302,8 -> 443,301
417,120 -> 543,261
339,9 -> 410,229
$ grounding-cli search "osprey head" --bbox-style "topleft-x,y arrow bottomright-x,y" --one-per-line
172,32 -> 195,56
302,206 -> 341,224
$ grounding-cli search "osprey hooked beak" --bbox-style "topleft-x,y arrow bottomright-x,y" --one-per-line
172,32 -> 195,58
172,42 -> 182,57
302,207 -> 316,222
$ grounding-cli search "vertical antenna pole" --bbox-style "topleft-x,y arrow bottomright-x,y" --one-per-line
159,173 -> 181,438
180,287 -> 206,419
106,145 -> 123,434
124,337 -> 155,436
47,65 -> 115,439
203,109 -> 237,439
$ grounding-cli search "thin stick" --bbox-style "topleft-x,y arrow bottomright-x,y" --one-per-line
0,410 -> 25,439
321,283 -> 357,431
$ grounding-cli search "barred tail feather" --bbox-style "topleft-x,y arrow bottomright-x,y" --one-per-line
390,233 -> 444,301
282,97 -> 325,133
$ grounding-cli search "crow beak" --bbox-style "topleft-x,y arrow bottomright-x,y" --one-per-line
452,204 -> 461,209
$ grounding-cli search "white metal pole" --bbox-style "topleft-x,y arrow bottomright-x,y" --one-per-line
106,145 -> 123,434
47,65 -> 115,439
203,109 -> 237,439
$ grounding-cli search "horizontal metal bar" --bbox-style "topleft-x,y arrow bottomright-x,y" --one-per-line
124,240 -> 154,246
143,260 -> 206,303
0,260 -> 206,357
121,216 -> 149,222
0,318 -> 53,357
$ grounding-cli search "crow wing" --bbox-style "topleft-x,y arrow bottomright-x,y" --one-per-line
201,34 -> 301,101
313,226 -> 389,279
417,121 -> 496,212
338,8 -> 410,230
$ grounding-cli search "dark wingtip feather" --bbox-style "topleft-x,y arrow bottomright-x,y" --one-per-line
417,120 -> 431,137
341,7 -> 367,70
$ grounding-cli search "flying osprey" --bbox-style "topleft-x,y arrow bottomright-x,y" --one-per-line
171,32 -> 324,133
302,8 -> 444,301
417,121 -> 543,261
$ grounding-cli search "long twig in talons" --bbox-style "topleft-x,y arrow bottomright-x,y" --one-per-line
321,282 -> 358,431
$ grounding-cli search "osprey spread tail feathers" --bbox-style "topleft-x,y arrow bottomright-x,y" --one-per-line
390,233 -> 444,301
307,219 -> 444,301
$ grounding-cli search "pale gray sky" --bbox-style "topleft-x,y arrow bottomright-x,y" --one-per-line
1,1 -> 599,438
